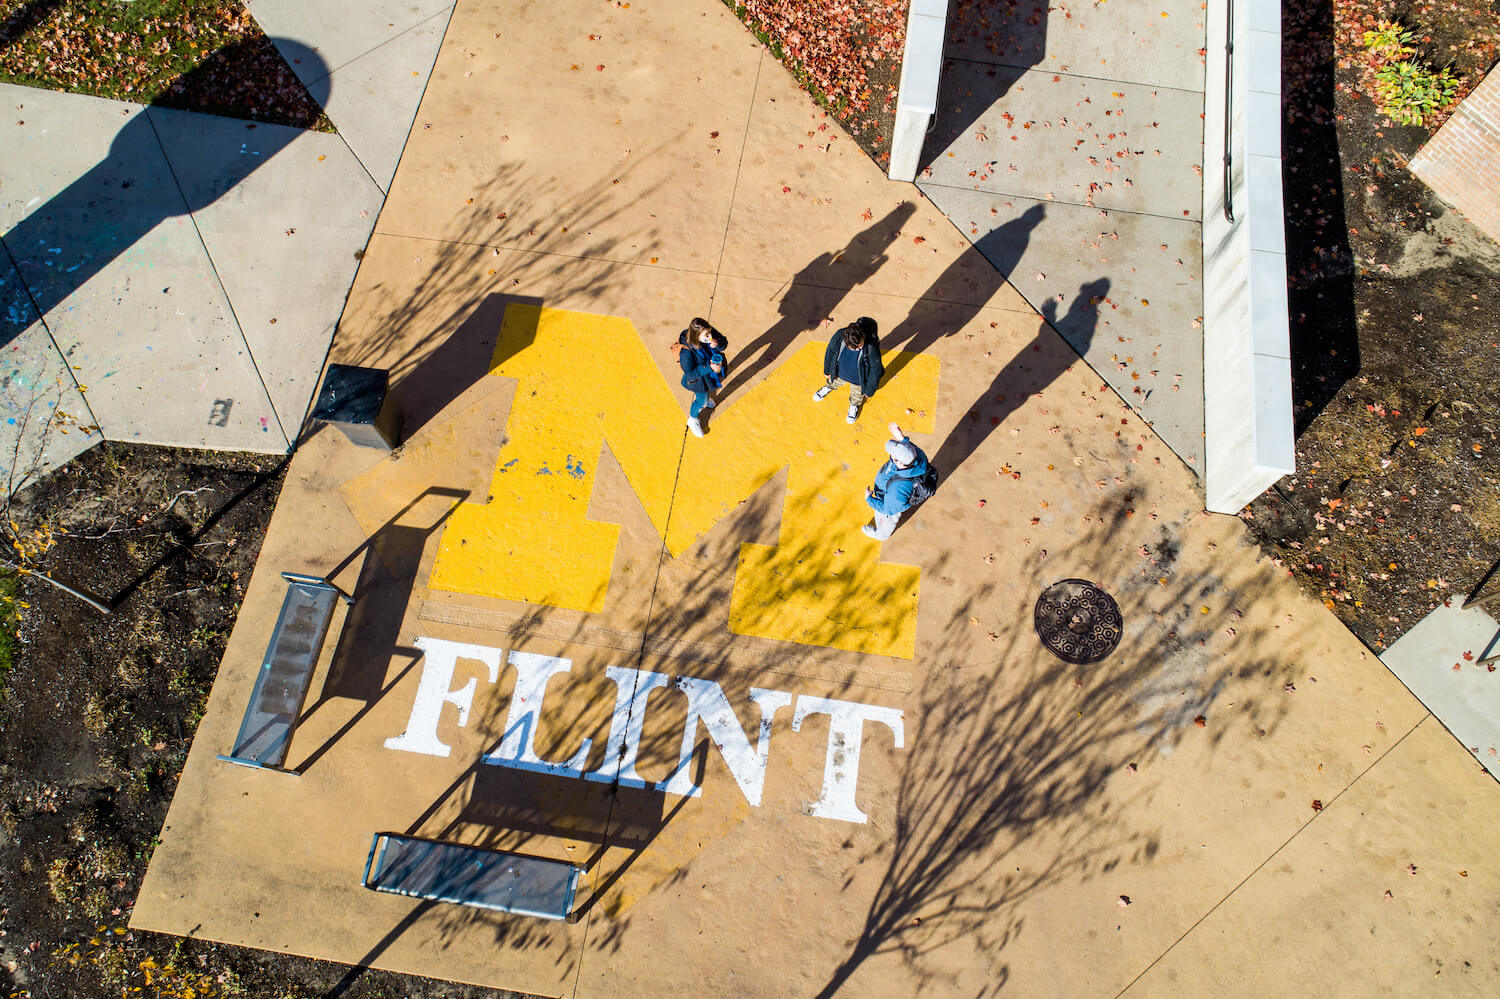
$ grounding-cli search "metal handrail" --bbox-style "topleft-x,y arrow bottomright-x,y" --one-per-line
1223,0 -> 1236,223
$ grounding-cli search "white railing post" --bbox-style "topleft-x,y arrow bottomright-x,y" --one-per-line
888,0 -> 948,182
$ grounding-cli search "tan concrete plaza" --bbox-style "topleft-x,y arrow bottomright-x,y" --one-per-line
133,2 -> 1500,995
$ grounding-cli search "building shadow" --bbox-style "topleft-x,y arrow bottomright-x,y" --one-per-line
932,277 -> 1107,483
883,204 -> 1045,383
0,37 -> 328,345
921,0 -> 1050,170
1281,0 -> 1359,431
720,202 -> 916,398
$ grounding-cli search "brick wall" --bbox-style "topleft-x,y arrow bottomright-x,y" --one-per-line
1410,66 -> 1500,244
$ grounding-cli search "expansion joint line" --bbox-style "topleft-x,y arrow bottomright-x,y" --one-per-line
707,49 -> 765,310
144,108 -> 292,450
569,429 -> 691,999
1112,713 -> 1430,997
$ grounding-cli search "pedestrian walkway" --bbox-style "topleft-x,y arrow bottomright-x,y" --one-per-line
918,0 -> 1207,470
130,1 -> 1500,996
0,6 -> 452,489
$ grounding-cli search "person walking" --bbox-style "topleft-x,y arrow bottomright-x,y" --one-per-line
676,317 -> 728,438
814,316 -> 883,424
863,422 -> 935,540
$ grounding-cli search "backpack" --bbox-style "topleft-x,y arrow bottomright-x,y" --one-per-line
909,463 -> 939,505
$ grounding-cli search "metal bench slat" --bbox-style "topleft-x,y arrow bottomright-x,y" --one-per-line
222,575 -> 341,769
363,834 -> 579,921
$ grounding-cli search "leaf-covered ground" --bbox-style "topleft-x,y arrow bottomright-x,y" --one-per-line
1245,0 -> 1500,652
0,0 -> 328,128
722,0 -> 908,160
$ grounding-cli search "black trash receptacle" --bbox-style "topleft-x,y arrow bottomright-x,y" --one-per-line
310,364 -> 403,450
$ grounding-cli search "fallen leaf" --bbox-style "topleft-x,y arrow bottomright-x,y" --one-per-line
1193,715 -> 1206,728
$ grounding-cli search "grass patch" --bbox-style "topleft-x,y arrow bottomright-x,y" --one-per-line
0,0 -> 331,130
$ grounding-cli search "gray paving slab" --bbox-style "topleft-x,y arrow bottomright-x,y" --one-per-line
149,107 -> 382,438
1380,602 -> 1500,782
246,0 -> 452,84
943,0 -> 1208,93
0,86 -> 285,454
0,255 -> 99,483
322,8 -> 454,192
916,186 -> 1204,467
249,1 -> 454,193
924,63 -> 1204,220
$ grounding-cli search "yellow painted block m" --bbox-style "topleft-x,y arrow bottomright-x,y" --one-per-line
429,305 -> 939,658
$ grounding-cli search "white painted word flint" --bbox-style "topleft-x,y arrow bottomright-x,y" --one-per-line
384,636 -> 904,824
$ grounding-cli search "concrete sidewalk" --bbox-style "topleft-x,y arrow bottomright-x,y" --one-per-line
918,0 -> 1207,470
129,1 -> 1500,996
0,6 -> 451,487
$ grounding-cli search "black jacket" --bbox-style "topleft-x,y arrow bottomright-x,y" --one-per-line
822,319 -> 884,397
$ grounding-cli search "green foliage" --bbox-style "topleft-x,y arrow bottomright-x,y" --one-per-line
1373,59 -> 1459,125
1358,17 -> 1460,126
1362,19 -> 1416,60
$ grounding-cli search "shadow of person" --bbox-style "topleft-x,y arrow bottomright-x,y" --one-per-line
0,37 -> 329,347
931,277 -> 1108,482
883,204 -> 1045,383
718,201 -> 916,398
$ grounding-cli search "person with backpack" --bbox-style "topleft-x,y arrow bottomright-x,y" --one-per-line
674,317 -> 728,437
863,421 -> 937,540
815,316 -> 884,424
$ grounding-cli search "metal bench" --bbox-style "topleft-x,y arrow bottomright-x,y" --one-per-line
362,833 -> 581,921
217,572 -> 352,774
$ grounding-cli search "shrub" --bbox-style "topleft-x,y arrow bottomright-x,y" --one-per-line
1373,59 -> 1459,125
1361,19 -> 1415,61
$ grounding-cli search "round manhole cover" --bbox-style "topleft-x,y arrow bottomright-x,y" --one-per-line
1033,578 -> 1123,664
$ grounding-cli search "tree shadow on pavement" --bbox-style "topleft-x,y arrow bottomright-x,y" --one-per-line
812,495 -> 1293,997
922,0 -> 1050,169
337,144 -> 674,437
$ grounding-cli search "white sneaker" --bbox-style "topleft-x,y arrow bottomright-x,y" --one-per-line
688,417 -> 705,438
813,385 -> 833,401
847,403 -> 859,424
861,524 -> 881,540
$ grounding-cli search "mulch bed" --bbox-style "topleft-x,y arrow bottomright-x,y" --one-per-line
1245,0 -> 1500,652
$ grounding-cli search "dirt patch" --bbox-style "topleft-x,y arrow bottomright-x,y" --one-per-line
1244,0 -> 1500,651
0,443 -> 528,998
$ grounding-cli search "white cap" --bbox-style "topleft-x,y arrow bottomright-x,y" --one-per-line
886,439 -> 916,467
